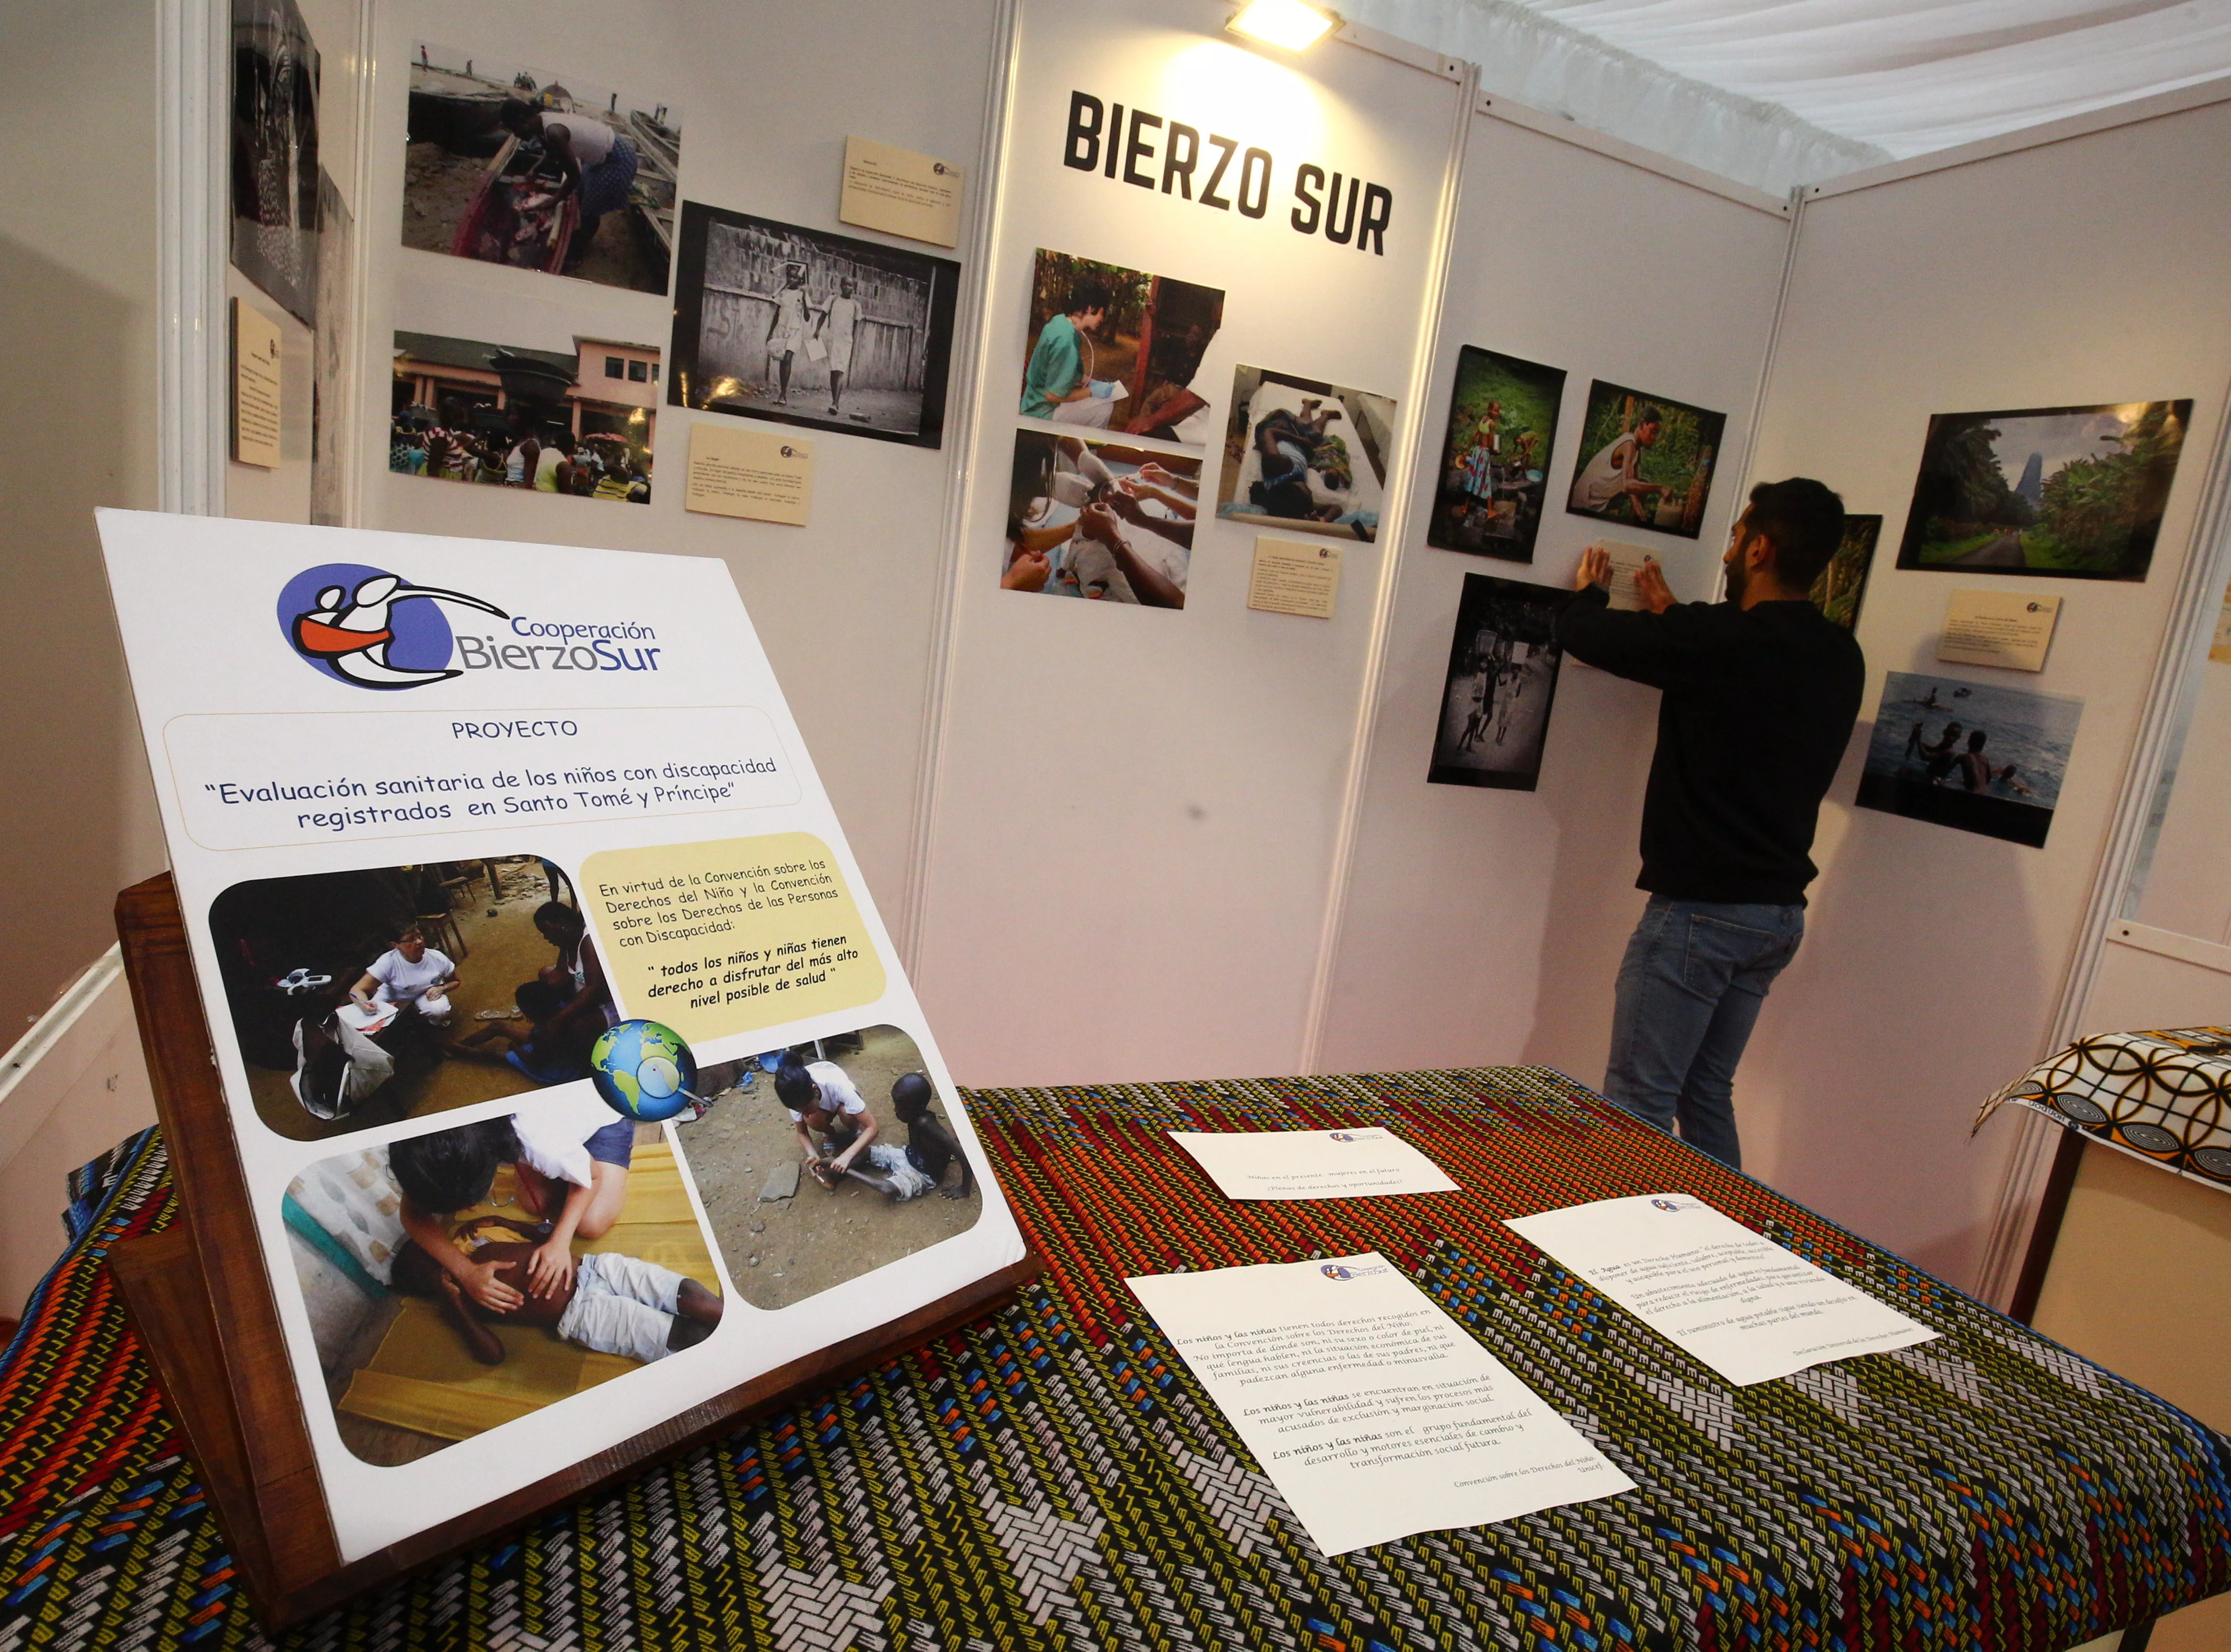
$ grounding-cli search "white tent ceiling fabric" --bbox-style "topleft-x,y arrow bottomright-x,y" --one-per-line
1346,0 -> 2231,194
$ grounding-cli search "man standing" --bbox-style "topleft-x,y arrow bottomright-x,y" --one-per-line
1556,478 -> 1863,1168
1021,282 -> 1112,425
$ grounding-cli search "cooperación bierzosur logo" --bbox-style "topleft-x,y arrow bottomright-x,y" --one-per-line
277,563 -> 507,689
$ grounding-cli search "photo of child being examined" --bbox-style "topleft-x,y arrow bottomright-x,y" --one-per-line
1214,364 -> 1396,544
285,1096 -> 724,1466
673,1026 -> 982,1312
999,429 -> 1197,607
208,855 -> 617,1142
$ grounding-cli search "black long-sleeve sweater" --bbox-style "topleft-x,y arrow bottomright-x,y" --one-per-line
1555,586 -> 1865,906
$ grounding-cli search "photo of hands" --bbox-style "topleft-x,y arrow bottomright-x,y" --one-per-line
1000,429 -> 1199,608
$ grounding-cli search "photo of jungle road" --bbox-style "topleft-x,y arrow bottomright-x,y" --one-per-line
1895,401 -> 2191,580
674,1026 -> 982,1311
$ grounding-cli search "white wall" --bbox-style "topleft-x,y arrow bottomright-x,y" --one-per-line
914,0 -> 1470,1084
362,0 -> 1003,926
0,0 -> 165,1039
1736,101 -> 2231,1290
1317,109 -> 1793,1079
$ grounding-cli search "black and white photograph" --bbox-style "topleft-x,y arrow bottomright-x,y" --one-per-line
1428,572 -> 1568,791
404,43 -> 681,294
669,203 -> 961,448
231,0 -> 321,326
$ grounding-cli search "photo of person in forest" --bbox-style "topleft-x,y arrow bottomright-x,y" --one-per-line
1894,401 -> 2190,581
1428,347 -> 1566,562
1810,514 -> 1881,631
1564,380 -> 1726,540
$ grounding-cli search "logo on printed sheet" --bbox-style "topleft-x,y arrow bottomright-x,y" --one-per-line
1319,1262 -> 1390,1281
276,564 -> 507,690
1649,1198 -> 1686,1212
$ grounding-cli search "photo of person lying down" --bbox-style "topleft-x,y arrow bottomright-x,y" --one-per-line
285,1094 -> 724,1465
1214,365 -> 1396,544
999,429 -> 1198,609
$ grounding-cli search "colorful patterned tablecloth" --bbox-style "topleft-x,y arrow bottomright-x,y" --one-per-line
1977,1026 -> 2231,1190
4,1067 -> 2229,1650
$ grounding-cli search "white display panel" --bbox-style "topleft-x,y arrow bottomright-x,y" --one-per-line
99,511 -> 1024,1563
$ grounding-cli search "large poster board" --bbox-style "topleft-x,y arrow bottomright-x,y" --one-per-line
97,511 -> 1026,1568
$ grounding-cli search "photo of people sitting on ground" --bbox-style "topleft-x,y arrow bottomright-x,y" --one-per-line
286,1096 -> 723,1465
1000,429 -> 1198,608
673,1026 -> 982,1312
208,856 -> 618,1142
1019,249 -> 1223,447
1213,364 -> 1396,543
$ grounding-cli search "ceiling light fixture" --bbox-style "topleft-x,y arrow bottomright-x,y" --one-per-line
1227,0 -> 1340,53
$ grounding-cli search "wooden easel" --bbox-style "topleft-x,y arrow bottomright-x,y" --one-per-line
106,872 -> 1040,1631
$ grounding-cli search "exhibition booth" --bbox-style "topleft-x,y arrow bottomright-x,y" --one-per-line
5,0 -> 2231,1644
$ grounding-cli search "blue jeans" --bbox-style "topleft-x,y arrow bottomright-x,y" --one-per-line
1603,896 -> 1804,1170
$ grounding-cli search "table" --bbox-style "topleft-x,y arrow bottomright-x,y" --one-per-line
3,1066 -> 2226,1649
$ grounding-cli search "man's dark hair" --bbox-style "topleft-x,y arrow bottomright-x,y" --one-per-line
772,1055 -> 817,1110
1744,477 -> 1846,591
1067,281 -> 1111,317
1967,729 -> 1987,751
1635,404 -> 1666,429
534,900 -> 585,938
390,1119 -> 515,1213
891,1072 -> 934,1120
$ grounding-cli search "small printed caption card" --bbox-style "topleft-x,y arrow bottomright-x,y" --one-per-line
1169,1127 -> 1459,1201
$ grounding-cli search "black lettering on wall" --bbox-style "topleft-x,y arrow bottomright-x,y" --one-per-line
1358,183 -> 1392,256
1065,92 -> 1103,172
1324,173 -> 1357,245
1237,147 -> 1273,219
1162,123 -> 1199,198
1200,134 -> 1238,210
1291,164 -> 1325,234
1104,103 -> 1124,178
1123,111 -> 1162,187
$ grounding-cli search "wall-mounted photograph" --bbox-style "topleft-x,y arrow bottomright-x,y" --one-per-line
391,329 -> 656,501
1855,671 -> 2083,847
1893,400 -> 2191,581
1428,573 -> 1568,791
232,0 -> 321,325
1812,514 -> 1881,632
669,203 -> 960,447
1214,365 -> 1397,544
1000,429 -> 1197,608
402,42 -> 680,294
1021,249 -> 1224,447
1427,347 -> 1565,562
208,856 -> 616,1141
1564,380 -> 1725,539
287,1099 -> 724,1466
676,1026 -> 982,1312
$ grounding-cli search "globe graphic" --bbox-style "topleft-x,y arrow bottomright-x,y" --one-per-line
589,1018 -> 698,1123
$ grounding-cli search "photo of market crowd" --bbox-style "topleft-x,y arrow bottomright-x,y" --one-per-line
391,329 -> 656,503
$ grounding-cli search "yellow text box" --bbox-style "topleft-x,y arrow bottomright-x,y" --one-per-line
581,832 -> 886,1043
